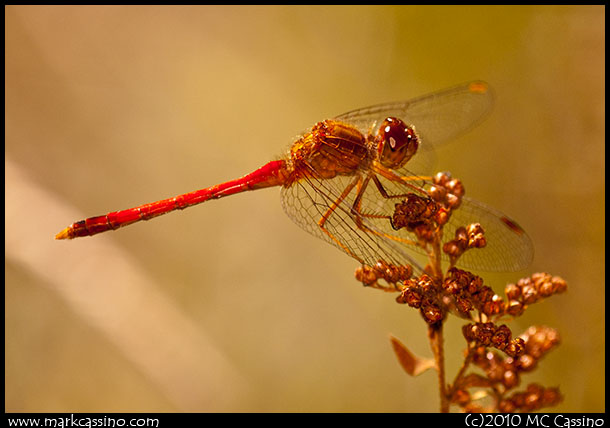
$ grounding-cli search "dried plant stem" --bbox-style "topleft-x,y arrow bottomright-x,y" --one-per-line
359,170 -> 565,412
428,323 -> 449,412
448,344 -> 475,398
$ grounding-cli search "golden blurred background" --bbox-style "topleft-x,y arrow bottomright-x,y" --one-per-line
5,6 -> 604,412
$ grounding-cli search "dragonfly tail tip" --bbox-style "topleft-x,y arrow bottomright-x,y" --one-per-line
55,227 -> 72,240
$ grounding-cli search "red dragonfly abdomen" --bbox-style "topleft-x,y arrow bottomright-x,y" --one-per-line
56,160 -> 289,239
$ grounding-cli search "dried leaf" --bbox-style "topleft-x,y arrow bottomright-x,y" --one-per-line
458,373 -> 494,388
389,335 -> 436,376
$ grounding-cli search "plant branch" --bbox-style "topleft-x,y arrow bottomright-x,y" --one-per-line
428,322 -> 449,412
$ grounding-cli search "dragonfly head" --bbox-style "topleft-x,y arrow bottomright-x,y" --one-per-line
376,117 -> 419,169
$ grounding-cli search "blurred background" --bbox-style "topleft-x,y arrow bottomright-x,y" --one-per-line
5,6 -> 604,412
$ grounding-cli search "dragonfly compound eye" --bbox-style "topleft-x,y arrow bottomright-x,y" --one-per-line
377,117 -> 419,169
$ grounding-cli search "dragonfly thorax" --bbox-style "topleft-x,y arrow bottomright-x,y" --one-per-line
288,119 -> 372,182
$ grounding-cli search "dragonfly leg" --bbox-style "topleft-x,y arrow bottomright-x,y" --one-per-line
316,172 -> 434,269
347,174 -> 421,247
370,174 -> 428,200
317,176 -> 366,264
317,175 -> 413,288
350,173 -> 444,278
371,163 -> 433,195
368,173 -> 444,276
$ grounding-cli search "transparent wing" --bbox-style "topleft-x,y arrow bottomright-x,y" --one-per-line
281,162 -> 533,274
280,171 -> 426,275
353,171 -> 534,272
280,81 -> 530,274
445,197 -> 534,271
335,81 -> 494,152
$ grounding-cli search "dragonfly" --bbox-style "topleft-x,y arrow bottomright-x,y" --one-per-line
56,81 -> 533,274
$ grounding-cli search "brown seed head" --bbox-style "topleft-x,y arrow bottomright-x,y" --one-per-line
502,369 -> 520,389
516,353 -> 537,372
355,265 -> 378,286
498,399 -> 517,413
505,337 -> 526,357
422,304 -> 443,324
505,283 -> 521,300
433,171 -> 451,186
505,299 -> 525,316
491,324 -> 512,350
521,283 -> 538,304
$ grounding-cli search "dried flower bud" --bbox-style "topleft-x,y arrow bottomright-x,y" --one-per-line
467,223 -> 486,248
446,178 -> 465,197
505,337 -> 526,357
455,296 -> 473,314
442,241 -> 461,258
433,171 -> 451,186
542,387 -> 563,407
505,283 -> 521,300
435,207 -> 449,226
467,275 -> 483,294
356,261 -> 413,291
498,399 -> 516,413
502,369 -> 520,389
503,356 -> 516,371
508,273 -> 567,310
474,285 -> 494,302
418,274 -> 435,292
551,276 -> 568,293
443,277 -> 462,294
491,324 -> 512,350
455,226 -> 468,241
355,265 -> 378,286
396,286 -> 422,308
521,283 -> 538,304
516,353 -> 537,372
521,326 -> 561,359
531,272 -> 549,286
471,346 -> 489,365
463,324 -> 476,342
523,383 -> 545,411
510,391 -> 526,409
422,304 -> 443,324
505,299 -> 524,316
476,322 -> 496,346
428,185 -> 447,202
414,224 -> 436,242
504,384 -> 563,412
486,360 -> 505,382
445,193 -> 461,209
483,294 -> 504,316
391,194 -> 439,234
374,260 -> 389,275
401,265 -> 413,280
538,279 -> 555,297
395,288 -> 408,304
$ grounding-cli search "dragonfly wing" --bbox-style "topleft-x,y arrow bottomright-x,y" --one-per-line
281,166 -> 532,274
335,81 -> 494,151
443,197 -> 534,272
280,171 -> 425,274
353,172 -> 534,272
